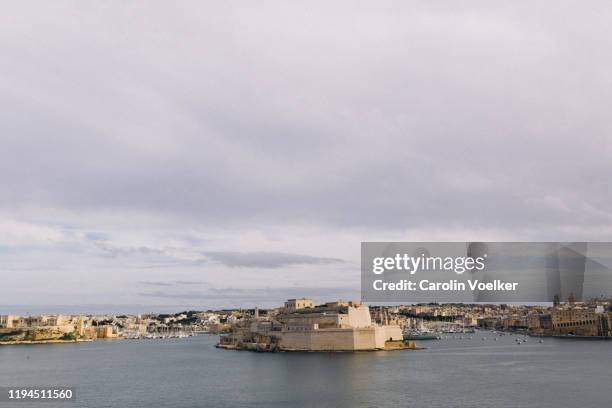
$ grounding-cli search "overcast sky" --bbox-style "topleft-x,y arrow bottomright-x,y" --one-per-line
1,2 -> 612,312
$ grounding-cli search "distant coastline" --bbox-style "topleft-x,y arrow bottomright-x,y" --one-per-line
0,338 -> 94,346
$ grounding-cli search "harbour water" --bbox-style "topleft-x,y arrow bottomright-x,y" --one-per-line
1,333 -> 611,408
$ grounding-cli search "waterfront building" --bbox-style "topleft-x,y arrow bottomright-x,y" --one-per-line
0,315 -> 18,328
95,325 -> 117,339
524,300 -> 612,337
528,313 -> 553,336
550,307 -> 599,336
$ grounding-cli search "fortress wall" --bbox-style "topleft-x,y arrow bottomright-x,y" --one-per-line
382,325 -> 403,341
353,327 -> 380,350
278,326 -> 404,351
282,314 -> 340,326
310,330 -> 355,350
281,329 -> 361,351
355,326 -> 402,349
374,326 -> 387,348
347,306 -> 373,328
280,331 -> 313,350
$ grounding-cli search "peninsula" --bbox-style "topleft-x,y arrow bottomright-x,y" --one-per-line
217,298 -> 417,352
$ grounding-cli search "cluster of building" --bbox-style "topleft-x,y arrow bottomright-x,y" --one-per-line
0,314 -> 131,342
3,296 -> 610,345
0,310 -> 241,343
392,296 -> 612,338
218,298 -> 411,352
528,296 -> 611,337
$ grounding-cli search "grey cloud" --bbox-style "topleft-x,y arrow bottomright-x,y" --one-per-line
202,251 -> 344,268
1,2 -> 611,235
2,2 -> 612,307
138,286 -> 360,306
138,280 -> 206,287
96,242 -> 165,257
96,241 -> 344,271
139,291 -> 204,299
138,281 -> 174,287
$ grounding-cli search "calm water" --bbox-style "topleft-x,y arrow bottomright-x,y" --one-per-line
1,333 -> 611,408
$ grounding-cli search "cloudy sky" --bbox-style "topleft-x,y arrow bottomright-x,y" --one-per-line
1,2 -> 611,312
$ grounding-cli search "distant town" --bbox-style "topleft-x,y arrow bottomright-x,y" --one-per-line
1,295 -> 611,347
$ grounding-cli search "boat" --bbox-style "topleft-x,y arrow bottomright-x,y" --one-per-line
403,332 -> 440,340
403,323 -> 441,340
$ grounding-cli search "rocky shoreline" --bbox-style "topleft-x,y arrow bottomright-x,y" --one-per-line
216,339 -> 421,352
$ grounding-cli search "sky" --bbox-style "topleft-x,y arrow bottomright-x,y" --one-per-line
1,2 -> 612,312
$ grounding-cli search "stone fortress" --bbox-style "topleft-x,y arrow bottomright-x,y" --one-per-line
218,298 -> 414,352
